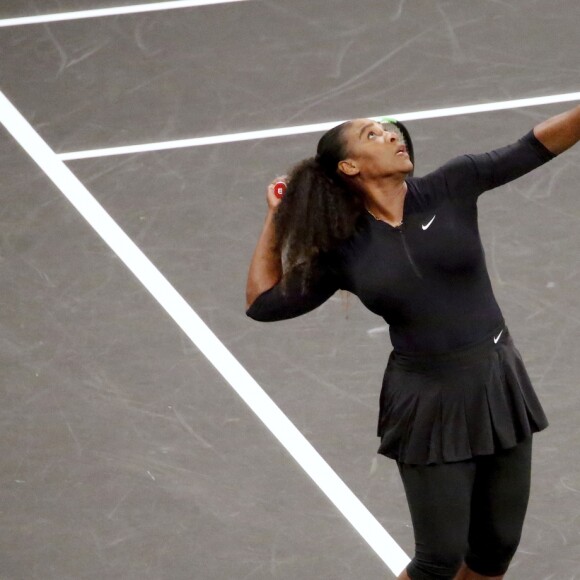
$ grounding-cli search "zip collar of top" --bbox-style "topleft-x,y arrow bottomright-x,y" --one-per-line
365,208 -> 422,278
364,182 -> 409,230
365,207 -> 403,229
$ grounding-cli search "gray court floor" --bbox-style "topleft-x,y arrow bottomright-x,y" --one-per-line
1,1 -> 579,578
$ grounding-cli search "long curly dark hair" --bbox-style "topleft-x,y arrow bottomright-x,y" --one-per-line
274,121 -> 365,291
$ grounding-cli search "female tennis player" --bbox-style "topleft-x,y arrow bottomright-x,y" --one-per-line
245,105 -> 580,580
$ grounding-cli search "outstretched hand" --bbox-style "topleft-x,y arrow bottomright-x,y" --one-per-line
533,104 -> 580,155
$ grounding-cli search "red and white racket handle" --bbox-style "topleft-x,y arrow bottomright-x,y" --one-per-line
273,181 -> 287,199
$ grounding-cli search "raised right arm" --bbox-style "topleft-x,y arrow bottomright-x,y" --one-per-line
245,179 -> 341,322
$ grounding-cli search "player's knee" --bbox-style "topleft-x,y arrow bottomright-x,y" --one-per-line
466,530 -> 521,576
407,549 -> 464,580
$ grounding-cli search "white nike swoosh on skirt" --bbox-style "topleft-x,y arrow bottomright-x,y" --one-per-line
494,330 -> 504,343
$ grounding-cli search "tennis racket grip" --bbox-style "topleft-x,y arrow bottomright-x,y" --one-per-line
273,181 -> 287,198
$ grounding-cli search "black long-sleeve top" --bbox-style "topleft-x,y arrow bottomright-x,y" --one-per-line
246,131 -> 556,354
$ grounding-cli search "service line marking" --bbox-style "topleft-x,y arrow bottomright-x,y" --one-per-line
0,89 -> 410,577
57,91 -> 580,161
0,0 -> 251,28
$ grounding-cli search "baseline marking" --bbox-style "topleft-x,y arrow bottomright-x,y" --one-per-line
0,90 -> 410,577
57,91 -> 580,161
0,0 -> 251,28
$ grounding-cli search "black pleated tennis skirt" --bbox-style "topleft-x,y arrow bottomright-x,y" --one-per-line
377,325 -> 548,465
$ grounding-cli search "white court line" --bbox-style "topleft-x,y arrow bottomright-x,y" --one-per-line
0,89 -> 410,577
57,91 -> 580,161
0,0 -> 251,28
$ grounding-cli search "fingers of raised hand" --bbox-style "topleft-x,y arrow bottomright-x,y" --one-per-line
267,175 -> 288,207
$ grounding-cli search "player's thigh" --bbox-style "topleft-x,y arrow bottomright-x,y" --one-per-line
468,438 -> 533,560
398,460 -> 476,568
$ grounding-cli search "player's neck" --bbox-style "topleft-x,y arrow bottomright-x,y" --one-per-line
363,180 -> 407,225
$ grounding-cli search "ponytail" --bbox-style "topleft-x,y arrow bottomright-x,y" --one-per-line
273,121 -> 364,292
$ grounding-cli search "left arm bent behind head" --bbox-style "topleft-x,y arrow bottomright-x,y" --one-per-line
533,104 -> 580,155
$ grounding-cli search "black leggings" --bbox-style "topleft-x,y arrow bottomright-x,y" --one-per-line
398,437 -> 532,580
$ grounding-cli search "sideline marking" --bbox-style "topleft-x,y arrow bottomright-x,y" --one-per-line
57,91 -> 580,161
0,90 -> 410,577
0,0 -> 251,28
